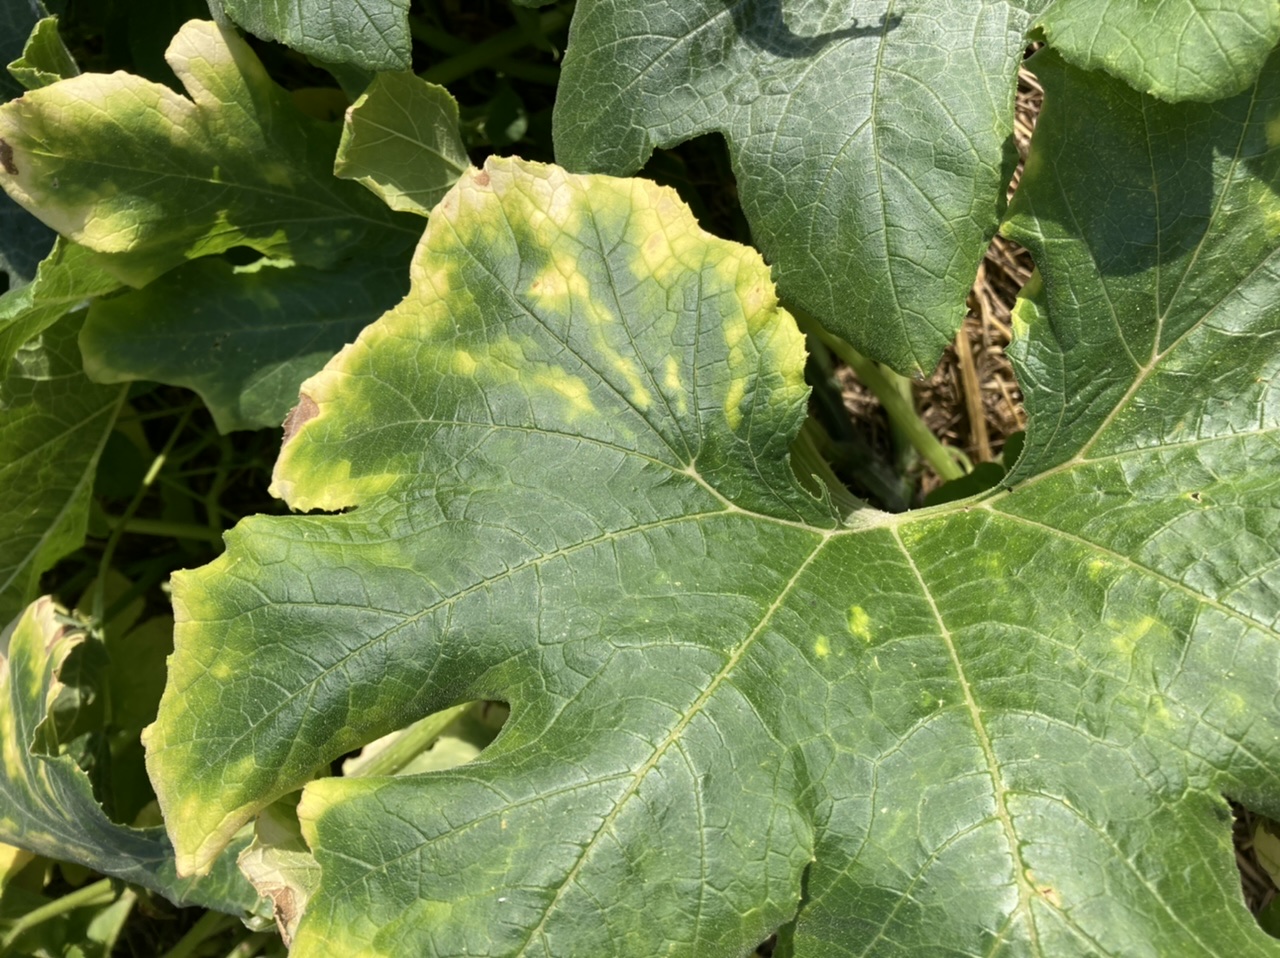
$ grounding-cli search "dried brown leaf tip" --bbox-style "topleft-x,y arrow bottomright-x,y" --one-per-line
0,138 -> 17,176
281,393 -> 319,445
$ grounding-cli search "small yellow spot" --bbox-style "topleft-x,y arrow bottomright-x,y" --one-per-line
724,379 -> 745,430
1111,614 -> 1158,656
451,350 -> 477,377
533,369 -> 596,417
663,356 -> 682,394
814,635 -> 831,659
1267,111 -> 1280,148
847,606 -> 872,642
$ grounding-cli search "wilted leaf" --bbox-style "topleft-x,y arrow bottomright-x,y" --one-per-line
0,20 -> 416,287
548,0 -> 1280,373
335,72 -> 470,217
209,0 -> 411,73
0,598 -> 263,915
0,312 -> 125,628
80,251 -> 412,433
149,63 -> 1280,954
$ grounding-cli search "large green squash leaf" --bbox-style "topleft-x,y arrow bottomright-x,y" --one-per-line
208,0 -> 411,73
149,45 -> 1280,952
0,19 -> 416,287
0,311 -> 125,628
546,0 -> 1280,373
0,597 -> 262,915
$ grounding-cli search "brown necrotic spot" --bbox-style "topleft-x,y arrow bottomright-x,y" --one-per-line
281,393 -> 319,444
473,169 -> 490,187
0,139 -> 17,175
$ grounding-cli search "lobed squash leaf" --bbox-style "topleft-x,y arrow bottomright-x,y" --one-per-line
146,38 -> 1280,948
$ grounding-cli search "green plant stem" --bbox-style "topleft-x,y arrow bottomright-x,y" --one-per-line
791,311 -> 965,482
347,703 -> 472,777
159,911 -> 235,958
101,515 -> 224,543
92,403 -> 196,628
0,878 -> 116,953
409,18 -> 561,84
419,9 -> 570,86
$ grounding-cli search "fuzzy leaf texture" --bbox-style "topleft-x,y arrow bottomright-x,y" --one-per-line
0,19 -> 416,288
0,598 -> 262,915
546,0 -> 1280,373
148,52 -> 1280,957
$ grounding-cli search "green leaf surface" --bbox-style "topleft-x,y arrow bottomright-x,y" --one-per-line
7,15 -> 77,90
0,240 -> 120,367
151,138 -> 1280,956
209,0 -> 411,72
0,20 -> 415,287
80,251 -> 412,433
1036,0 -> 1280,102
549,0 -> 1280,374
334,72 -> 470,217
0,312 -> 125,628
1003,47 -> 1280,483
0,598 -> 263,915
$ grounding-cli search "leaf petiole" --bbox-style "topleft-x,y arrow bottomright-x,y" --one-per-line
792,309 -> 966,482
0,878 -> 117,954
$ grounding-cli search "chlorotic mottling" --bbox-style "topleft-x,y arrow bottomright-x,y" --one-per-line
0,20 -> 413,287
150,125 -> 1280,958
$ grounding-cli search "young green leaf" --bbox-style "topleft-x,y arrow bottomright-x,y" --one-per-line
0,313 -> 125,627
80,252 -> 413,433
148,100 -> 1280,954
334,72 -> 471,217
7,15 -> 78,90
0,598 -> 263,915
209,0 -> 411,72
0,20 -> 416,287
